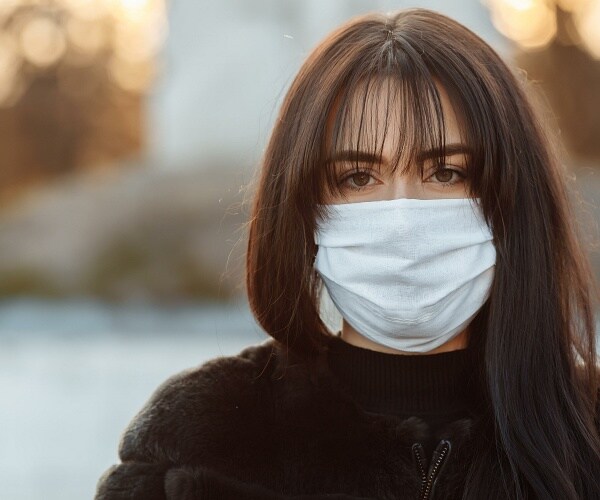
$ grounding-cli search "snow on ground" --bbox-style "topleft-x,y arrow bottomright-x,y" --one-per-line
0,298 -> 268,500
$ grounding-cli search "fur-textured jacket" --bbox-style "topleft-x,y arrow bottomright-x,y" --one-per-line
94,336 -> 597,500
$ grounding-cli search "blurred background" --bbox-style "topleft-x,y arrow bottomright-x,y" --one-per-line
0,0 -> 598,498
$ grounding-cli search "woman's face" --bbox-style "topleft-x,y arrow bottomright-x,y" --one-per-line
323,78 -> 471,204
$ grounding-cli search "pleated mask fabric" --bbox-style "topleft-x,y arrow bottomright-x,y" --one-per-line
313,197 -> 496,352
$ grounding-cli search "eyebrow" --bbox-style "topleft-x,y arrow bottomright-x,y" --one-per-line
325,143 -> 473,164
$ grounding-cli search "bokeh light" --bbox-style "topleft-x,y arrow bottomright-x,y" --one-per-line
107,54 -> 156,92
65,16 -> 108,57
0,0 -> 167,109
555,0 -> 588,11
573,0 -> 600,58
485,0 -> 600,55
19,15 -> 67,67
485,0 -> 557,50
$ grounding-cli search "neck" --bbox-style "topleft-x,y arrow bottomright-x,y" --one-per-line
340,319 -> 470,355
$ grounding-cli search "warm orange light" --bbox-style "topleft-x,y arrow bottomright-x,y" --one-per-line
0,33 -> 21,76
503,0 -> 537,11
0,33 -> 22,107
119,0 -> 152,11
573,0 -> 600,58
0,0 -> 168,104
110,0 -> 165,24
0,0 -> 20,17
555,0 -> 590,12
107,54 -> 156,92
66,17 -> 108,56
59,0 -> 110,21
19,15 -> 67,67
112,17 -> 167,63
486,0 -> 557,50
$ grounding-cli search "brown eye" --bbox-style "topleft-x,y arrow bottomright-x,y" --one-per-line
351,172 -> 371,187
337,168 -> 378,192
434,169 -> 454,183
423,166 -> 466,187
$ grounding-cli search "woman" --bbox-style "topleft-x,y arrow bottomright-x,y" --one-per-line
95,7 -> 600,500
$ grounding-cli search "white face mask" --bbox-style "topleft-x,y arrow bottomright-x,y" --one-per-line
313,197 -> 496,353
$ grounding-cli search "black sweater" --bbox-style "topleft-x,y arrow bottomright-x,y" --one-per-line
326,332 -> 481,460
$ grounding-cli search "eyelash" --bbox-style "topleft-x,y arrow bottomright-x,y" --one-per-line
338,166 -> 466,192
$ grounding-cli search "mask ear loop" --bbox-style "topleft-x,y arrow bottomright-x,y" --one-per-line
313,206 -> 343,339
316,269 -> 343,339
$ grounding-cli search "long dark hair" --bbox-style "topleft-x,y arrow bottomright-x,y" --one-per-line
244,7 -> 600,498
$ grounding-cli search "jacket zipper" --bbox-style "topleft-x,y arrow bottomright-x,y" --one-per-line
411,440 -> 451,500
412,443 -> 428,499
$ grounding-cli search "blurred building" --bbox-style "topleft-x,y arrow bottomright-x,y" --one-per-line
147,0 -> 506,170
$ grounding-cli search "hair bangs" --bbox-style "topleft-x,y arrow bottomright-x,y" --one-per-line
319,57 -> 478,205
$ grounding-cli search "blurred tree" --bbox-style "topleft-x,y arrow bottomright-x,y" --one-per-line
0,0 -> 166,208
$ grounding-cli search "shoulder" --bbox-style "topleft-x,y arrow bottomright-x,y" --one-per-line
118,337 -> 283,465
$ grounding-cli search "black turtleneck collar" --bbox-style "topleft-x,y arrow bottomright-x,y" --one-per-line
325,331 -> 482,419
